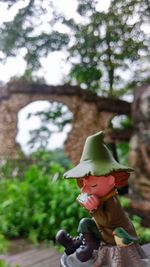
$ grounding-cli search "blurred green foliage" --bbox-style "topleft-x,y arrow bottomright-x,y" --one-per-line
0,150 -> 149,248
116,142 -> 129,166
132,215 -> 150,244
30,149 -> 73,171
0,233 -> 8,253
0,151 -> 87,245
0,261 -> 19,267
119,196 -> 131,209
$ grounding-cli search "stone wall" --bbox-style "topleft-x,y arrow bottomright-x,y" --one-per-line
0,80 -> 131,162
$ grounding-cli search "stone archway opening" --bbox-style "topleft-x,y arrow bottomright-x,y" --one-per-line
16,100 -> 73,155
111,114 -> 132,130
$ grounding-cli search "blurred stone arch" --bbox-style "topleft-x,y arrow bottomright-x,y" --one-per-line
0,80 -> 131,164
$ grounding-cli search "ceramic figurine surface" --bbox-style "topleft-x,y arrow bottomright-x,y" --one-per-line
56,131 -> 149,267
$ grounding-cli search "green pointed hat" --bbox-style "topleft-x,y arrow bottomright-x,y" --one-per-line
64,131 -> 133,179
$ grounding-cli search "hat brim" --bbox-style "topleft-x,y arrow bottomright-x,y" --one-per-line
64,159 -> 133,179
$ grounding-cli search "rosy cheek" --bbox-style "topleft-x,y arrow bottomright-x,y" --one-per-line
96,184 -> 102,192
94,185 -> 106,197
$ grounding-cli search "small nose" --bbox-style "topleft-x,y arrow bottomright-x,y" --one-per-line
81,184 -> 86,192
81,183 -> 90,194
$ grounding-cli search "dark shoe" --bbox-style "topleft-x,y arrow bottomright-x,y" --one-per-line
56,229 -> 83,255
76,244 -> 93,262
76,233 -> 100,262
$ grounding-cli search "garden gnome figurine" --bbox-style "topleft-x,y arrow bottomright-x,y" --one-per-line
56,131 -> 149,267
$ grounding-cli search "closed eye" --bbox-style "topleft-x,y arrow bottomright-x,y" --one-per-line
91,184 -> 97,187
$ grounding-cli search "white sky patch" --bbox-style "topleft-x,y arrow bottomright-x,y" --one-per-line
16,101 -> 72,154
0,1 -> 30,25
39,51 -> 71,85
111,115 -> 128,128
141,23 -> 150,34
53,22 -> 71,34
96,0 -> 111,12
0,56 -> 26,82
53,0 -> 78,19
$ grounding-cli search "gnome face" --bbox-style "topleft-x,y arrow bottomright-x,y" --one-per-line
80,175 -> 115,197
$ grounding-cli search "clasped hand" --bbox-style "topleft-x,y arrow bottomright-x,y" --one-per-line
77,194 -> 100,212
